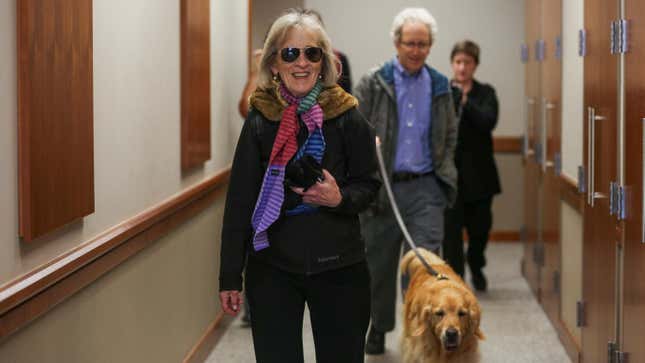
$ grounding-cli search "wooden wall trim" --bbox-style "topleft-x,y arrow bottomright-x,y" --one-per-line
0,168 -> 231,341
493,136 -> 523,153
560,174 -> 584,214
489,230 -> 521,242
555,318 -> 582,363
182,312 -> 234,363
463,230 -> 521,242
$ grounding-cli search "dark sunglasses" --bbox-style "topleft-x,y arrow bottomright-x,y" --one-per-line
280,47 -> 323,63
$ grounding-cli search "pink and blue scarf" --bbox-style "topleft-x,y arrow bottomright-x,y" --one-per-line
250,81 -> 325,251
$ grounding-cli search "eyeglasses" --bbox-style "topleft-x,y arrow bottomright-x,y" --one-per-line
280,47 -> 324,63
399,41 -> 431,50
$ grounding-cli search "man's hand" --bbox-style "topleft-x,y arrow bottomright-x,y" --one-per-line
290,169 -> 342,207
219,290 -> 243,316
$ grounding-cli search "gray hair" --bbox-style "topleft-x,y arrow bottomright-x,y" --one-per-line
258,10 -> 338,89
390,8 -> 438,44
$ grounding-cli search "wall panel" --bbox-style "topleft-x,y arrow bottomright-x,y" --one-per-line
18,0 -> 94,241
181,0 -> 211,171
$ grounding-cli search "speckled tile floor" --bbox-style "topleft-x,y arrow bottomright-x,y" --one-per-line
205,243 -> 571,363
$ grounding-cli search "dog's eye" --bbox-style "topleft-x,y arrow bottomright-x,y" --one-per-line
434,310 -> 445,317
458,311 -> 468,317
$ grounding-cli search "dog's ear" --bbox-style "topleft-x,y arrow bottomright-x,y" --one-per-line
468,303 -> 484,339
410,306 -> 431,337
475,328 -> 485,340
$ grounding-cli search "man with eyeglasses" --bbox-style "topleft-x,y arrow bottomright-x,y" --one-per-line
354,7 -> 458,355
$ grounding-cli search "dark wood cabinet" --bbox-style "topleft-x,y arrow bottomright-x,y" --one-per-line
581,0 -> 619,361
621,1 -> 645,361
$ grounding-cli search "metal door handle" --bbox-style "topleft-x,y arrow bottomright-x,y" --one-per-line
542,99 -> 556,171
524,98 -> 536,158
587,107 -> 606,207
642,118 -> 645,243
587,107 -> 592,204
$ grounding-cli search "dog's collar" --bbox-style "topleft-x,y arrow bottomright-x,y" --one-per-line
436,274 -> 449,281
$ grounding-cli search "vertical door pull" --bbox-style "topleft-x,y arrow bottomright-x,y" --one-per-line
541,100 -> 556,172
587,107 -> 608,206
587,107 -> 594,205
610,182 -> 617,215
642,118 -> 645,243
524,98 -> 536,158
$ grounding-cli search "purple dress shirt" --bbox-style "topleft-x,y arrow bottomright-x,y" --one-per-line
392,57 -> 433,174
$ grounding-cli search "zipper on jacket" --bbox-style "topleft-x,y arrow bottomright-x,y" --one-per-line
296,115 -> 314,276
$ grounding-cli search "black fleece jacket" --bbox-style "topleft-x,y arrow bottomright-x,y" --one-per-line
219,107 -> 381,291
454,80 -> 501,202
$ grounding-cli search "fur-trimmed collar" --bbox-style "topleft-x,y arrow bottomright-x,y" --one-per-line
249,84 -> 358,122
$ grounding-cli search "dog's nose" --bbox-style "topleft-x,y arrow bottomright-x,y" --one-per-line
445,328 -> 459,341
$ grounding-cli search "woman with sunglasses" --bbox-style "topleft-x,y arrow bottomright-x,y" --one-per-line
218,9 -> 380,363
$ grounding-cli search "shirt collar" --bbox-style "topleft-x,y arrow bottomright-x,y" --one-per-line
393,56 -> 424,79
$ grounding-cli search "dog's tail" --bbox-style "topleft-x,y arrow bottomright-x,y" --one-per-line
400,248 -> 445,277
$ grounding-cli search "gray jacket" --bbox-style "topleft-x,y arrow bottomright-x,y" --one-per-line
354,59 -> 458,213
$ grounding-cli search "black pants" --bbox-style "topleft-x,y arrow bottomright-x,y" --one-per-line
443,196 -> 493,277
245,257 -> 371,363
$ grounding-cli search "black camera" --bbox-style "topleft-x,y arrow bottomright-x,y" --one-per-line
285,154 -> 324,191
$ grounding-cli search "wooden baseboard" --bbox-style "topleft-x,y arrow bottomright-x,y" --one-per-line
463,230 -> 520,242
183,311 -> 235,363
0,168 -> 231,341
555,318 -> 582,363
493,136 -> 523,153
489,230 -> 521,242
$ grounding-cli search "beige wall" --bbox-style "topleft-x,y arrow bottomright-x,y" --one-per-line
560,201 -> 583,345
0,201 -> 225,363
0,0 -> 19,283
305,0 -> 525,136
0,0 -> 247,361
306,0 -> 526,233
1,0 -> 246,284
561,0 -> 584,181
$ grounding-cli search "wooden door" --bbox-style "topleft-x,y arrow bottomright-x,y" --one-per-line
581,0 -> 619,361
523,0 -> 542,297
621,0 -> 645,360
539,0 -> 563,324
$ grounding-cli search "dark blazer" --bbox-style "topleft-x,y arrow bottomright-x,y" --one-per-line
454,80 -> 501,202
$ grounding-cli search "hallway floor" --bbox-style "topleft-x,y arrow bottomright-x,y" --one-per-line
206,243 -> 571,363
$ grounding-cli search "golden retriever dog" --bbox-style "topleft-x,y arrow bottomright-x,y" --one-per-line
400,248 -> 484,363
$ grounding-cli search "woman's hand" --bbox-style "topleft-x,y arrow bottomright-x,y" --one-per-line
219,290 -> 243,316
290,169 -> 342,207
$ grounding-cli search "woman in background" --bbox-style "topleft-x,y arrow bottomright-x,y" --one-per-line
443,40 -> 501,292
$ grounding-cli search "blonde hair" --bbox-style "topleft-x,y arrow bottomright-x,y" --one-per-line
390,8 -> 438,45
257,9 -> 339,89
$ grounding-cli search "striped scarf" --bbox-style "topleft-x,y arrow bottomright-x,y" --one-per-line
250,81 -> 324,251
